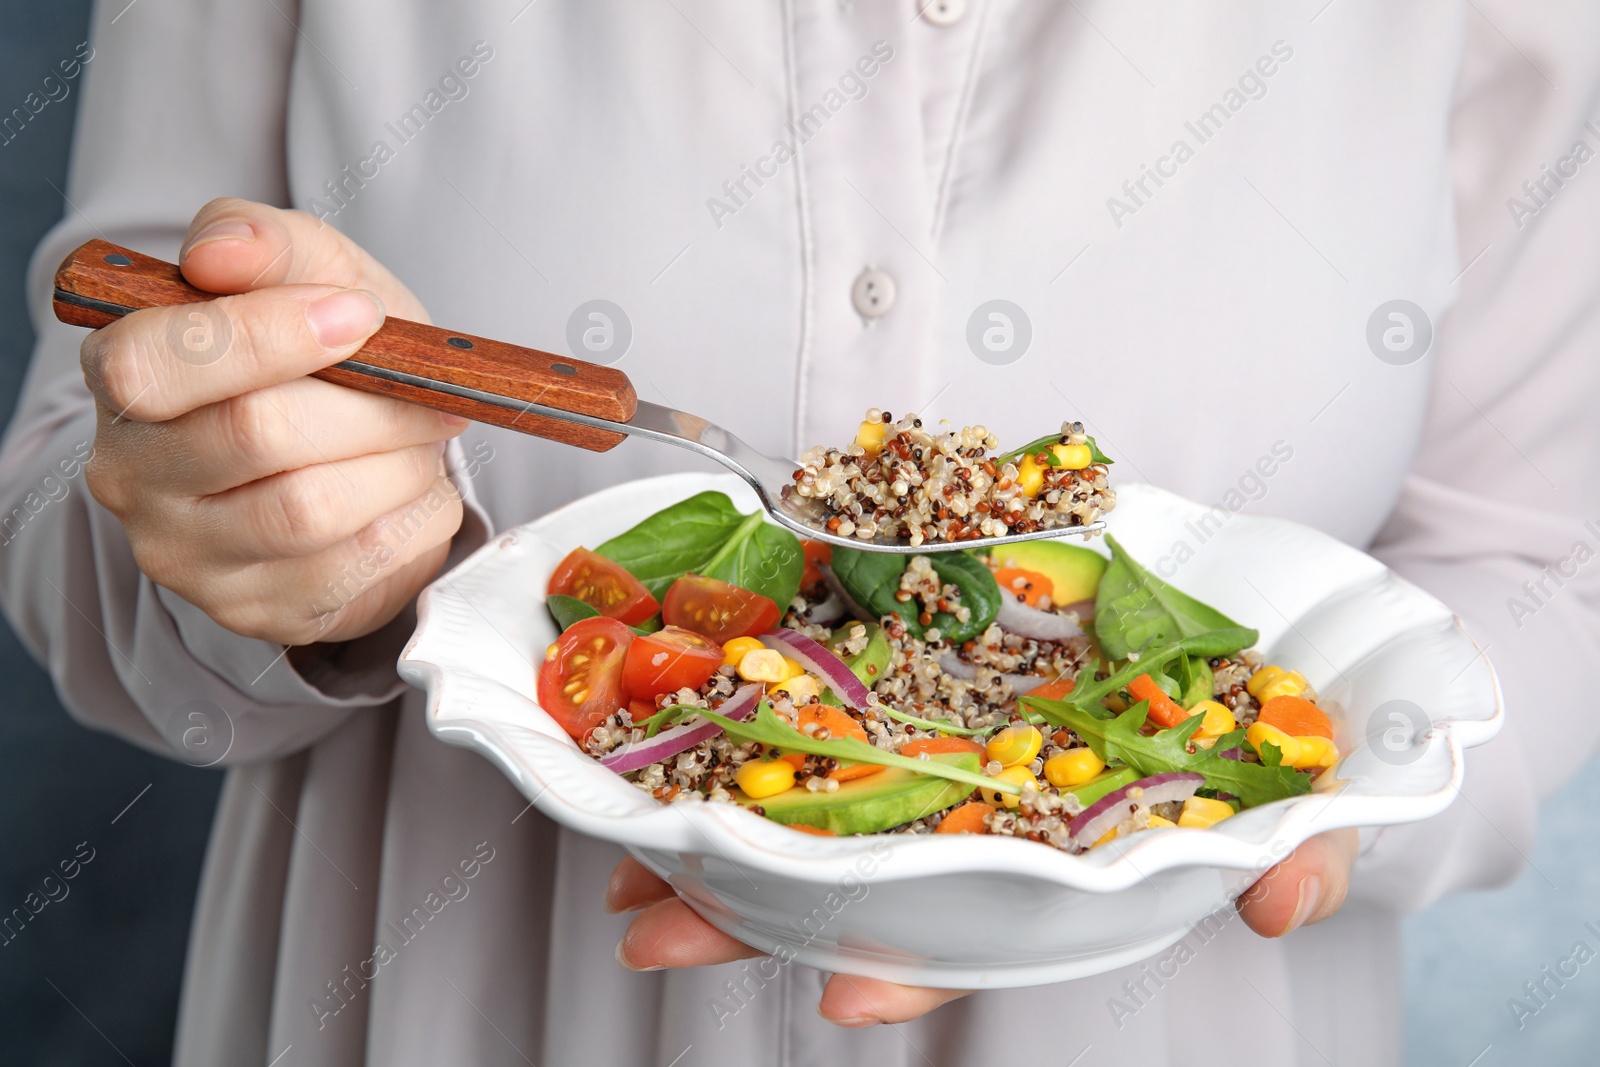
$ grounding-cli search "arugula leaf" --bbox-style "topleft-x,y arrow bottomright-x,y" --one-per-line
877,705 -> 993,738
995,432 -> 1115,468
1094,534 -> 1255,661
1170,654 -> 1215,708
1027,698 -> 1311,809
697,703 -> 1019,795
829,548 -> 1000,643
595,491 -> 804,609
1050,630 -> 1248,713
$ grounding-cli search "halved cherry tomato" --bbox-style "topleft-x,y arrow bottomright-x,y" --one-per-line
662,575 -> 780,643
536,617 -> 632,739
902,736 -> 986,758
993,566 -> 1055,609
623,625 -> 723,701
628,698 -> 657,724
547,547 -> 659,625
800,540 -> 834,595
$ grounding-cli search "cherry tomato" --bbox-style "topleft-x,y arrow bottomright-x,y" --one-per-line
547,547 -> 659,625
992,566 -> 1054,609
536,617 -> 633,739
800,540 -> 833,595
623,625 -> 724,701
661,575 -> 780,644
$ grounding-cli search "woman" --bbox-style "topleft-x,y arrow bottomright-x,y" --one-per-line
4,1 -> 1597,1064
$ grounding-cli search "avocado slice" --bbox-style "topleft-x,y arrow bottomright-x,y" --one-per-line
988,541 -> 1107,605
738,752 -> 979,835
819,622 -> 891,706
1065,765 -> 1141,807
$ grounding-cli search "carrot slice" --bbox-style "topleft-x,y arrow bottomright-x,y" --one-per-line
1259,695 -> 1334,740
1127,674 -> 1189,729
902,736 -> 986,758
796,705 -> 883,780
788,824 -> 837,837
1028,676 -> 1076,701
993,567 -> 1055,609
936,801 -> 990,835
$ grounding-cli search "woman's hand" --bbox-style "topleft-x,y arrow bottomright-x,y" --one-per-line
606,828 -> 1358,1026
80,199 -> 468,645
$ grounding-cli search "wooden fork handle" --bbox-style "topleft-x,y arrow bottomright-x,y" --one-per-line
52,239 -> 637,452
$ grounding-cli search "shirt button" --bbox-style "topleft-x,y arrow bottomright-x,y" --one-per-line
851,268 -> 897,319
920,0 -> 966,26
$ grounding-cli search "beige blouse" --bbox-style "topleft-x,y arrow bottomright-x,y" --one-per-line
5,1 -> 1600,1064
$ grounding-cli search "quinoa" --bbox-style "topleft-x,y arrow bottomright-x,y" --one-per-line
789,410 -> 1116,546
579,542 -> 1329,853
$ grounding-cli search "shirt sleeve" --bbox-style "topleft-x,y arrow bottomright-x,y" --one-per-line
1351,3 -> 1600,910
0,0 -> 490,766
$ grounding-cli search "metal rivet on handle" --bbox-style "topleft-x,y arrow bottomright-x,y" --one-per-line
446,336 -> 474,350
104,253 -> 132,266
551,363 -> 578,376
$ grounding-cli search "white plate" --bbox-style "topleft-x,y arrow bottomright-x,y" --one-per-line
399,474 -> 1501,988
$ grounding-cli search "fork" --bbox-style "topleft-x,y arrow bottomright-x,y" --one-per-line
52,239 -> 1104,554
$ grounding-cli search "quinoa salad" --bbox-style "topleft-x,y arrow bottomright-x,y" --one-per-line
786,410 -> 1116,546
536,450 -> 1340,852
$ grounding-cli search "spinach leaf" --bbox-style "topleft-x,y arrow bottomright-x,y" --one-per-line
547,594 -> 601,631
545,594 -> 656,636
595,491 -> 803,610
1028,698 -> 1311,809
828,548 -> 1000,643
1094,534 -> 1255,660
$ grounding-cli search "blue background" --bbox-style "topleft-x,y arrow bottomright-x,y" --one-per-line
0,3 -> 1594,1064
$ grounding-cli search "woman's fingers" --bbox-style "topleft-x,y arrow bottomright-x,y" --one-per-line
1237,828 -> 1359,937
179,197 -> 431,319
604,858 -> 971,1027
818,975 -> 971,1027
171,377 -> 467,495
81,283 -> 385,423
605,856 -> 676,914
205,442 -> 451,562
616,898 -> 762,971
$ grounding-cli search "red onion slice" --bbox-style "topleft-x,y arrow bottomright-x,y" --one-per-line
598,684 -> 762,775
996,595 -> 1091,641
1065,771 -> 1205,850
759,628 -> 874,711
937,651 -> 1050,695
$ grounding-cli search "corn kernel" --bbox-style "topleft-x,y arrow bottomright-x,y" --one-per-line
985,724 -> 1043,768
1043,748 -> 1105,788
1186,699 -> 1237,739
1178,796 -> 1235,829
1295,735 -> 1340,770
737,648 -> 790,683
854,419 -> 888,455
1093,826 -> 1121,847
1247,721 -> 1302,766
778,656 -> 804,682
1247,665 -> 1307,702
1016,454 -> 1046,497
735,758 -> 797,799
978,765 -> 1036,809
774,673 -> 820,705
721,636 -> 765,668
1056,443 -> 1092,470
1145,814 -> 1177,829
